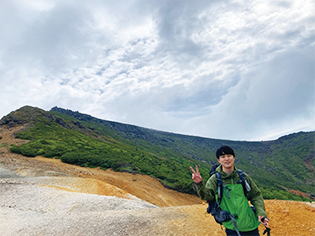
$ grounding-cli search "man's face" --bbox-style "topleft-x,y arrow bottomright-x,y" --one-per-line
218,154 -> 235,169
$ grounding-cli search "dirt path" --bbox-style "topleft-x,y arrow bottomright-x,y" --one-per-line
1,127 -> 315,235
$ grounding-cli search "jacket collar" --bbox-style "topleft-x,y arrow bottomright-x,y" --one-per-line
216,165 -> 238,179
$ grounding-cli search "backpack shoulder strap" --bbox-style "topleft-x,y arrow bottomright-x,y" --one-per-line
209,163 -> 220,176
237,169 -> 251,196
237,169 -> 245,181
215,172 -> 223,205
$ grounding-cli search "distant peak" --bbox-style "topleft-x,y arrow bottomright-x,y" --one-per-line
0,105 -> 52,127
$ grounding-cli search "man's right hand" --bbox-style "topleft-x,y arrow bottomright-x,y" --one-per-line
190,165 -> 202,183
258,216 -> 269,227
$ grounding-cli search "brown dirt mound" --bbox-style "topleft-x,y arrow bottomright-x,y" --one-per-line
38,177 -> 133,199
264,200 -> 315,236
151,201 -> 315,236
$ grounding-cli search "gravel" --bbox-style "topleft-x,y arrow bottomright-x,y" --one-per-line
0,166 -> 160,236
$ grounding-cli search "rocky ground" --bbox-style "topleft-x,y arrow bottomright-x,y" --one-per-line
1,127 -> 315,236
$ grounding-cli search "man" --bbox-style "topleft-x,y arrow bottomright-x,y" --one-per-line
190,145 -> 269,236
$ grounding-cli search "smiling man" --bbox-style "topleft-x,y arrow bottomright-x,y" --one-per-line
190,145 -> 269,236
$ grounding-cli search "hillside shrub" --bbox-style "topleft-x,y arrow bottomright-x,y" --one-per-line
21,148 -> 37,157
11,145 -> 37,157
10,145 -> 21,154
61,152 -> 91,166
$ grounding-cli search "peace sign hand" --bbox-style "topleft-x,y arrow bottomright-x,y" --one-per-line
190,165 -> 203,183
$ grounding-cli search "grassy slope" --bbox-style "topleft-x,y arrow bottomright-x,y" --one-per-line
1,106 -> 314,200
50,107 -> 315,195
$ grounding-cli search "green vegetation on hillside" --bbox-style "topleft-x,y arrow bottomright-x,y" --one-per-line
50,107 -> 315,196
1,106 -> 314,200
9,122 -> 209,194
260,187 -> 310,202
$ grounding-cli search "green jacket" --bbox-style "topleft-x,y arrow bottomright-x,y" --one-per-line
196,165 -> 267,231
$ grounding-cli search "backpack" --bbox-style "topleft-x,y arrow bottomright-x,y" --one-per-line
207,164 -> 252,236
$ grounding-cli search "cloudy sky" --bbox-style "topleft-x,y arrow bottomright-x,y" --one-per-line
0,0 -> 314,141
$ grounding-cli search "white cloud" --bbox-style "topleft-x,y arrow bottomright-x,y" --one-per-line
0,0 -> 314,141
184,46 -> 315,140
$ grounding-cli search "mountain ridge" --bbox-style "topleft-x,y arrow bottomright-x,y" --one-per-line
1,105 -> 314,199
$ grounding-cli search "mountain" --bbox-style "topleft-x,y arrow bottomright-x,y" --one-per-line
1,105 -> 314,200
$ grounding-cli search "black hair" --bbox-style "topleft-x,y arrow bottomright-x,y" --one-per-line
216,145 -> 235,159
